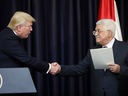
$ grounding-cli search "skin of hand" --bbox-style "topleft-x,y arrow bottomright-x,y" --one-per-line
107,63 -> 120,73
49,62 -> 61,75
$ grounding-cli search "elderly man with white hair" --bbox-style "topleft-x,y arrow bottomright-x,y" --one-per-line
54,19 -> 128,96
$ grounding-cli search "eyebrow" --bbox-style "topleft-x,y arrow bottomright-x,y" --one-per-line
95,29 -> 100,31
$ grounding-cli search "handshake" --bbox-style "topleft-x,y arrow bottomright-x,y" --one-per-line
49,62 -> 61,75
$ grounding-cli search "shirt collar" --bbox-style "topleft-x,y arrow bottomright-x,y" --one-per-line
12,30 -> 18,36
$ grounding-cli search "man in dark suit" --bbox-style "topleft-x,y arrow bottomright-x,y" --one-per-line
52,19 -> 128,96
0,11 -> 60,74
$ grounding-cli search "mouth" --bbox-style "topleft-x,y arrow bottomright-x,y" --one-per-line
95,35 -> 100,38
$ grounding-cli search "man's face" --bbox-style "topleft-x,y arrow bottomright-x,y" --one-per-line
94,24 -> 111,45
18,21 -> 33,39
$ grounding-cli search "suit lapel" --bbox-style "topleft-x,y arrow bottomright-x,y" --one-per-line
112,39 -> 121,58
103,39 -> 121,74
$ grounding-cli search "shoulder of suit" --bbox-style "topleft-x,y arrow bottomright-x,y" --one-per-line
115,39 -> 128,47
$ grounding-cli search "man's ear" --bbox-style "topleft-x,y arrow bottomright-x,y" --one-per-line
108,30 -> 112,37
16,25 -> 22,32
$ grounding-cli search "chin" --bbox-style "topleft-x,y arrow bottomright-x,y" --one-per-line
96,41 -> 101,45
96,40 -> 99,43
25,36 -> 29,38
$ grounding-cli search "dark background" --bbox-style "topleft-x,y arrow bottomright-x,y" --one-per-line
0,0 -> 127,96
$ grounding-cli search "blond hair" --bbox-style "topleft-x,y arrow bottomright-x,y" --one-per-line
7,11 -> 36,30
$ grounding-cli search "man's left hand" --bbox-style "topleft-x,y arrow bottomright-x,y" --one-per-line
107,63 -> 120,73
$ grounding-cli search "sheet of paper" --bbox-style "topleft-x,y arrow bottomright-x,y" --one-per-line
90,47 -> 114,69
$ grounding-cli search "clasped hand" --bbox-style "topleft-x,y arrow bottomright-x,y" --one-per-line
49,62 -> 61,75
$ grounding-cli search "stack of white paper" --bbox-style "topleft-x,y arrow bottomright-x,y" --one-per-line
90,47 -> 114,69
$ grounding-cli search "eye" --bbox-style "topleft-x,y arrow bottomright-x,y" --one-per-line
28,25 -> 32,28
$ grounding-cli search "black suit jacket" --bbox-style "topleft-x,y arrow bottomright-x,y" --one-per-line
59,39 -> 128,96
0,27 -> 49,74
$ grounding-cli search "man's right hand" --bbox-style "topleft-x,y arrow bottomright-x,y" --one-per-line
49,62 -> 61,75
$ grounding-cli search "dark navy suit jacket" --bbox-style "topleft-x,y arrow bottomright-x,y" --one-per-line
0,27 -> 49,74
59,39 -> 128,96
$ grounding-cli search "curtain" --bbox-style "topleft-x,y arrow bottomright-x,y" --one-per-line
0,0 -> 127,96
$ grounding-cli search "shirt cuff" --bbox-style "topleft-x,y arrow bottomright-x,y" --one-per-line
46,63 -> 51,74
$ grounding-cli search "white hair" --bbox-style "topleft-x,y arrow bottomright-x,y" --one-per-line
96,19 -> 116,36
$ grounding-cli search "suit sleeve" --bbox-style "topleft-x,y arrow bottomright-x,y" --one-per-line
118,43 -> 128,77
4,36 -> 49,74
58,50 -> 91,77
119,53 -> 128,77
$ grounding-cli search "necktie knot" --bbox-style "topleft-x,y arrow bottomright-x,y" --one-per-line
103,46 -> 107,48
